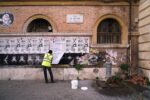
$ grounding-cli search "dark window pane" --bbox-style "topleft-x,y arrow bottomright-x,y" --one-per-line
97,18 -> 121,44
27,18 -> 52,32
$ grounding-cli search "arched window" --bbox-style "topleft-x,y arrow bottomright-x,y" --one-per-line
27,18 -> 52,32
97,18 -> 121,44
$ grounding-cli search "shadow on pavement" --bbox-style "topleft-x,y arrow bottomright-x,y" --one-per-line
93,81 -> 150,97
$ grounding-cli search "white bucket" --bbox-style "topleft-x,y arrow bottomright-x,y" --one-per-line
71,80 -> 78,89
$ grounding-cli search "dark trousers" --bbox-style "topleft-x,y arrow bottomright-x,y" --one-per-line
43,67 -> 54,83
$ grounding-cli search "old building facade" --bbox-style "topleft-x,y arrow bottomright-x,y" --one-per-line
0,0 -> 139,80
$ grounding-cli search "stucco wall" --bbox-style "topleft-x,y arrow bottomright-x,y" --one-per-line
138,0 -> 150,79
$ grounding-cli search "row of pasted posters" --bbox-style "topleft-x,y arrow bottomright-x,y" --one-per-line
0,36 -> 89,54
0,53 -> 84,65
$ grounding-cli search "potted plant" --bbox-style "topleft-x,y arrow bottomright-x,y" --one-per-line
95,76 -> 100,84
74,64 -> 83,80
71,64 -> 83,89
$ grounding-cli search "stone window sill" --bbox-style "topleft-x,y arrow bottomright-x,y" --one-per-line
91,44 -> 129,48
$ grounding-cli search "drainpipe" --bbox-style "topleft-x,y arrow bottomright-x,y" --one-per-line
129,0 -> 132,41
128,0 -> 132,73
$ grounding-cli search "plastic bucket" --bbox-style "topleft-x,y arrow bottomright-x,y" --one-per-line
71,80 -> 78,89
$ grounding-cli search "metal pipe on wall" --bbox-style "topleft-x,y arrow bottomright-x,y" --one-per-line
127,0 -> 132,68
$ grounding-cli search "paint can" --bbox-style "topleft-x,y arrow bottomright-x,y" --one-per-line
71,80 -> 78,89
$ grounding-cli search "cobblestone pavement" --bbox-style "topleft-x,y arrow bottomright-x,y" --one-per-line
0,80 -> 150,100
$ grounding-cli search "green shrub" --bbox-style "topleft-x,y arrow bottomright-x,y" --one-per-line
74,64 -> 83,71
119,63 -> 129,72
106,75 -> 122,84
96,76 -> 99,80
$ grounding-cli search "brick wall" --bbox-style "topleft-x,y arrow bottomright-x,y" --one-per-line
0,6 -> 129,33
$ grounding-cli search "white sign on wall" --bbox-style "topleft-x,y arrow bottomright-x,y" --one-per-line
66,14 -> 83,23
50,37 -> 66,64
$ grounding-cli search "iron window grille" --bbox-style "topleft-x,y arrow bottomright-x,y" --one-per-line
97,18 -> 121,44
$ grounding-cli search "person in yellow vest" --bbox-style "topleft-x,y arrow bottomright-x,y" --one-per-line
42,50 -> 54,83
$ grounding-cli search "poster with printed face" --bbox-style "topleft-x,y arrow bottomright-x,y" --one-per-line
78,37 -> 89,53
65,37 -> 77,53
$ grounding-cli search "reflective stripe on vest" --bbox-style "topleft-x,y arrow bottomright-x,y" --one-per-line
43,53 -> 51,62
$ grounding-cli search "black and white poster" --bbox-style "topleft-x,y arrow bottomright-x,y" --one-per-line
0,36 -> 89,65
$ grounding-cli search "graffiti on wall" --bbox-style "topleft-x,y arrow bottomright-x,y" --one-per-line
0,13 -> 14,26
0,54 -> 42,65
74,49 -> 127,66
0,36 -> 89,65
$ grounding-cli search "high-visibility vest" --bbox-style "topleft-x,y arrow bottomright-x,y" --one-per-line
41,53 -> 53,67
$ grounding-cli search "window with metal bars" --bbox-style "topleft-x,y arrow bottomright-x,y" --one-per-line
27,18 -> 52,32
97,18 -> 121,44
